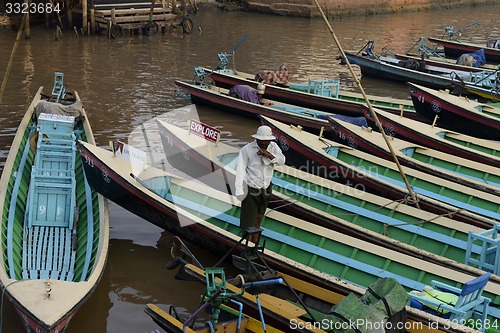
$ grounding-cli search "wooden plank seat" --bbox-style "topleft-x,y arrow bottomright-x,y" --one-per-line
22,226 -> 76,280
22,113 -> 77,281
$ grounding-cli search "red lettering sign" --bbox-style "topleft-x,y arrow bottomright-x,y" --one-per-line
189,119 -> 221,143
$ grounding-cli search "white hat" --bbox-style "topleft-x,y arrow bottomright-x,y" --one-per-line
257,83 -> 265,95
252,125 -> 276,140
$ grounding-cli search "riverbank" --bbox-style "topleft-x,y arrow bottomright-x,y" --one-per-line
219,0 -> 500,18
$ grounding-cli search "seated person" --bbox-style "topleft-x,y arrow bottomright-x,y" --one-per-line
228,84 -> 272,105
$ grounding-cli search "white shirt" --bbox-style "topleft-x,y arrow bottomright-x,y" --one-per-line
235,141 -> 286,196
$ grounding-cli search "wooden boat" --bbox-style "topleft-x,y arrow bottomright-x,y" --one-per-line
395,53 -> 497,72
408,82 -> 500,140
0,83 -> 109,333
157,119 -> 495,266
342,50 -> 465,90
77,140 -> 500,327
327,114 -> 500,194
428,36 -> 500,63
260,115 -> 500,227
361,104 -> 500,167
145,274 -> 287,333
146,303 -> 284,333
180,263 -> 488,333
464,84 -> 500,102
175,79 -> 334,134
162,255 -> 409,333
199,66 -> 424,121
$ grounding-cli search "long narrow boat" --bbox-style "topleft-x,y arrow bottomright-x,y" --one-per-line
175,79 -> 334,134
156,119 -> 495,267
395,53 -> 497,72
164,261 -> 409,333
0,85 -> 109,333
146,302 -> 284,333
428,37 -> 500,63
362,105 -> 500,167
77,140 -> 499,329
464,82 -> 500,102
408,82 -> 500,140
342,51 -> 465,90
200,66 -> 423,121
327,114 -> 500,194
260,116 -> 500,227
146,274 -> 288,333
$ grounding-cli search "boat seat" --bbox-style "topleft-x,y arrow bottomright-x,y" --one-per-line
466,226 -> 500,275
22,226 -> 76,281
408,272 -> 491,332
50,72 -> 66,102
21,113 -> 78,281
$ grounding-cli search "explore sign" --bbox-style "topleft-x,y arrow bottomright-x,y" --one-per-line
189,119 -> 221,143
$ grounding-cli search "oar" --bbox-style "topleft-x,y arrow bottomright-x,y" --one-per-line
312,0 -> 420,208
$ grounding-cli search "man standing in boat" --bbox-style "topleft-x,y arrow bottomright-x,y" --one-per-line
235,125 -> 285,243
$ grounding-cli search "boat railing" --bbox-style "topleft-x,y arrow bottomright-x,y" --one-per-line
468,70 -> 499,88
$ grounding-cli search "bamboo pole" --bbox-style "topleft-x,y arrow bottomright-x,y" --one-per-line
312,0 -> 420,208
0,14 -> 26,106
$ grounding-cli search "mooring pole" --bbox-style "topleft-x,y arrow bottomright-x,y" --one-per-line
312,0 -> 420,208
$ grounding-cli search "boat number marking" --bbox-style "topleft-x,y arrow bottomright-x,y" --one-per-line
279,136 -> 289,151
38,205 -> 46,215
431,100 -> 441,113
384,123 -> 396,137
84,154 -> 94,168
101,167 -> 110,183
347,135 -> 357,149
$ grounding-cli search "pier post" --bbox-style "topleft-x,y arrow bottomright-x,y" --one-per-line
82,0 -> 88,35
24,0 -> 30,39
90,8 -> 96,34
67,0 -> 73,28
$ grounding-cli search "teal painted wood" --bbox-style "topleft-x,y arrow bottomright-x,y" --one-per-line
164,192 -> 471,296
217,152 -> 481,258
271,178 -> 481,256
21,114 -> 78,280
466,226 -> 500,275
370,171 -> 500,221
79,168 -> 94,281
7,127 -> 35,278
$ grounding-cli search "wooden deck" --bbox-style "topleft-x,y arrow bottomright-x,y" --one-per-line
71,0 -> 195,36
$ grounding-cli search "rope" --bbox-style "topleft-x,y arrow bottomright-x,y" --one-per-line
312,0 -> 420,209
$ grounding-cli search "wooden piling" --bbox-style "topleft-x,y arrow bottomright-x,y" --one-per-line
67,0 -> 73,27
82,0 -> 88,34
90,8 -> 96,34
24,0 -> 30,39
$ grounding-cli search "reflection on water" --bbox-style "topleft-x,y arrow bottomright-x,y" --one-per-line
0,4 -> 499,332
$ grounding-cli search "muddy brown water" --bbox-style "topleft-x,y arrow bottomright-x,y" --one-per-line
0,4 -> 499,332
